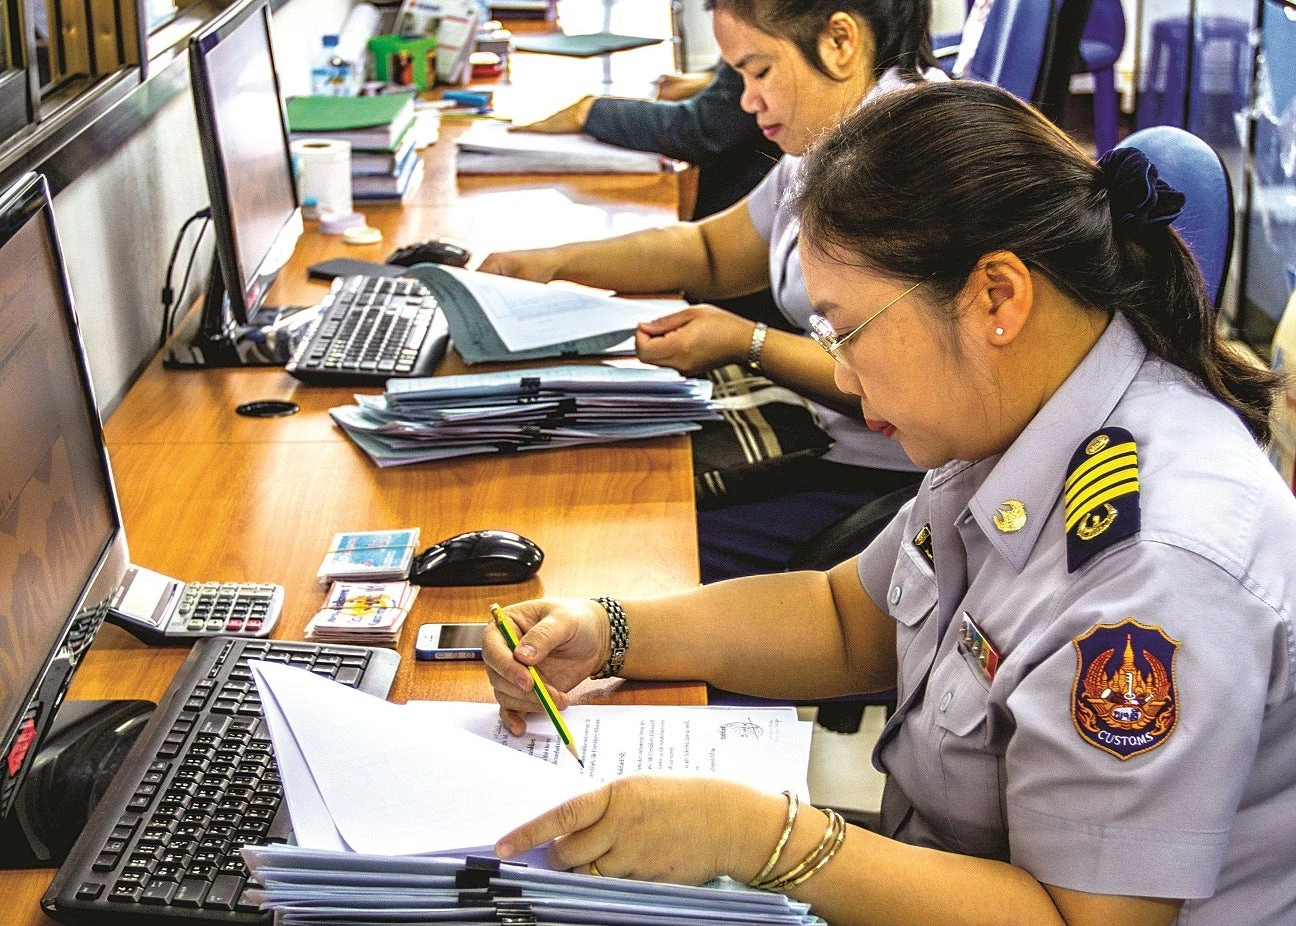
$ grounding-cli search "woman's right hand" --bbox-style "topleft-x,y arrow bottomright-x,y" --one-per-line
477,248 -> 564,283
483,598 -> 611,735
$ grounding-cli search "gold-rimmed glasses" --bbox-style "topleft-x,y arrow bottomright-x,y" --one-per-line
807,277 -> 930,363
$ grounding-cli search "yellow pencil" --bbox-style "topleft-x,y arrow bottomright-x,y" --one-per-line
490,603 -> 584,767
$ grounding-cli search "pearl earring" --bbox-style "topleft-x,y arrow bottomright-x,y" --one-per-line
995,327 -> 1005,336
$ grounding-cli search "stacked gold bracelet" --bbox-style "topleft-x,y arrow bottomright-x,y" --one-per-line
750,799 -> 847,893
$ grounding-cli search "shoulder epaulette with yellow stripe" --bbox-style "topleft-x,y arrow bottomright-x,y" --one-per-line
1064,427 -> 1141,572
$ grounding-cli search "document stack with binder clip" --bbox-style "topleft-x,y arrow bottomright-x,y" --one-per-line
330,364 -> 720,467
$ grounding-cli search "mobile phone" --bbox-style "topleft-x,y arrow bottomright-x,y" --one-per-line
415,622 -> 487,660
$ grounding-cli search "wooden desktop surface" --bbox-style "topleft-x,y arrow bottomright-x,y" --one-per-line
4,24 -> 702,920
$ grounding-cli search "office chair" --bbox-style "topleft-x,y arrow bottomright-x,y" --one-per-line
1114,126 -> 1233,308
955,0 -> 1064,104
1076,0 -> 1126,155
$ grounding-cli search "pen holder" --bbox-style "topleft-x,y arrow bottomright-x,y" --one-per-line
368,34 -> 438,90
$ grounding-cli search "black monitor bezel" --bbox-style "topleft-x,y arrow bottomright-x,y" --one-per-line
0,173 -> 130,823
189,0 -> 301,329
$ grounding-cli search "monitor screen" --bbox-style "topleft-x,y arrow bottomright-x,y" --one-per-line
0,174 -> 128,820
190,0 -> 301,325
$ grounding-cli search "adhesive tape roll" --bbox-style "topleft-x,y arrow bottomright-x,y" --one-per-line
342,225 -> 382,246
291,139 -> 352,218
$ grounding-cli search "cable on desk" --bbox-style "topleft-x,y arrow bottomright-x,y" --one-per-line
160,207 -> 212,351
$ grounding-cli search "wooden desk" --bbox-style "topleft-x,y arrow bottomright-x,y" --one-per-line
3,108 -> 701,926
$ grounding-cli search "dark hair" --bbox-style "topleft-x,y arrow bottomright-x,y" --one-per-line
704,0 -> 937,81
793,81 -> 1279,441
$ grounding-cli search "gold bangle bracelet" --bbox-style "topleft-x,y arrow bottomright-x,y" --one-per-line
754,807 -> 840,890
748,791 -> 798,887
775,811 -> 847,890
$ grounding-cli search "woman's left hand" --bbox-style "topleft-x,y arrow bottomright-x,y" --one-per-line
635,306 -> 756,377
495,777 -> 779,885
511,97 -> 596,134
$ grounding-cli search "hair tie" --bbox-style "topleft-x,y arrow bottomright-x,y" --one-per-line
1096,147 -> 1185,236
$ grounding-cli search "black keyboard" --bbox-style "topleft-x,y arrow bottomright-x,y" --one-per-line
44,636 -> 400,923
285,274 -> 449,386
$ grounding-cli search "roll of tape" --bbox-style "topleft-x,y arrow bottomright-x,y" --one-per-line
291,139 -> 352,219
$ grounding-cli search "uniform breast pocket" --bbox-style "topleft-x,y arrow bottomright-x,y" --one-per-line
930,652 -> 1008,859
886,549 -> 938,695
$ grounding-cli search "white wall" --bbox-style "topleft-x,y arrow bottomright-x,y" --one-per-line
50,0 -> 354,416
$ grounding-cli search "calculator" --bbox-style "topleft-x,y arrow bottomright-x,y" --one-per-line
105,565 -> 284,644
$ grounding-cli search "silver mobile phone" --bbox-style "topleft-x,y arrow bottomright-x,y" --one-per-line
414,622 -> 487,660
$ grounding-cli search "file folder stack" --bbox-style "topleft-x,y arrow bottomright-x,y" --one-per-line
330,365 -> 720,467
243,845 -> 829,925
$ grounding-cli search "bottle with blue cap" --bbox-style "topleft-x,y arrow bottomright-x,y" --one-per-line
311,34 -> 353,96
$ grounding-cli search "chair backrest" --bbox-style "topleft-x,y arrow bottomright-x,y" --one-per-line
1114,126 -> 1233,308
962,0 -> 1064,103
1082,0 -> 1126,55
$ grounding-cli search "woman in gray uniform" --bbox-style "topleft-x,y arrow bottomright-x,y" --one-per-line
480,0 -> 941,583
481,82 -> 1295,925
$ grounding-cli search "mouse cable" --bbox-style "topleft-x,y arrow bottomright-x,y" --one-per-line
159,207 -> 212,351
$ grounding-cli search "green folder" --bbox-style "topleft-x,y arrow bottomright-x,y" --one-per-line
286,92 -> 416,132
510,32 -> 663,58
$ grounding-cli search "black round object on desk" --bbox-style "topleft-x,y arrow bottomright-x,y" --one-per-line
235,400 -> 299,418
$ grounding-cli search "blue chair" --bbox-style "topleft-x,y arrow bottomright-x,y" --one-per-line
1114,126 -> 1233,308
1136,16 -> 1250,132
959,0 -> 1064,104
1077,0 -> 1126,155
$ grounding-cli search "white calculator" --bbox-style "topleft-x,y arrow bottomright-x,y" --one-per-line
105,565 -> 284,644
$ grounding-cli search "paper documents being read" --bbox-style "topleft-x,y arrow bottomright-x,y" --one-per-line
407,701 -> 813,800
434,265 -> 671,353
250,661 -> 592,856
250,663 -> 814,858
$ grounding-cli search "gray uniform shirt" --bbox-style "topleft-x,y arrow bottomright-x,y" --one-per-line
856,313 -> 1296,923
745,67 -> 938,473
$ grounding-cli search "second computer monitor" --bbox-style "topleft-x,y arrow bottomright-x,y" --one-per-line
190,0 -> 301,328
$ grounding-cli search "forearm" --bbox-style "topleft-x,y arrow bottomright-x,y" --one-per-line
616,560 -> 894,698
541,224 -> 719,294
774,814 -> 1065,926
759,328 -> 866,416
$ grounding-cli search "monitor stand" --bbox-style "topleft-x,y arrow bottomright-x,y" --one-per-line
0,699 -> 155,868
163,260 -> 317,370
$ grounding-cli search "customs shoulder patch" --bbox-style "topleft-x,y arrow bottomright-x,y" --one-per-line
912,523 -> 934,567
1064,427 -> 1140,572
1072,619 -> 1179,760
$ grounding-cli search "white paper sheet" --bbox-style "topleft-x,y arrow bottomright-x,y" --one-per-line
250,662 -> 594,855
406,701 -> 813,800
435,266 -> 671,352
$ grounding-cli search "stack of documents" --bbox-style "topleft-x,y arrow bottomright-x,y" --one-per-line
244,846 -> 827,924
244,662 -> 823,923
330,364 -> 720,468
407,265 -> 682,365
456,120 -> 672,174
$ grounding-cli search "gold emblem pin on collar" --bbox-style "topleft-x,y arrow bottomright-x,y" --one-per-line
993,500 -> 1027,533
1086,434 -> 1110,455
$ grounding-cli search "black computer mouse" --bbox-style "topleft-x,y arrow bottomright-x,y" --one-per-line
408,530 -> 544,586
386,238 -> 471,269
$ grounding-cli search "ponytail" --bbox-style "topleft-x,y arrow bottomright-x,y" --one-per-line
792,81 -> 1280,441
705,0 -> 937,81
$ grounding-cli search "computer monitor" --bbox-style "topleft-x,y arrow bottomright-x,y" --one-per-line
166,0 -> 304,368
0,173 -> 131,836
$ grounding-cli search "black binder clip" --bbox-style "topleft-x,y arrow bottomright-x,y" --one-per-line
518,376 -> 542,403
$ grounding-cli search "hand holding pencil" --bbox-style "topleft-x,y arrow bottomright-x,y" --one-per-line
489,603 -> 585,766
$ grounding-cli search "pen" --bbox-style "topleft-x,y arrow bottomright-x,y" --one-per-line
490,603 -> 584,768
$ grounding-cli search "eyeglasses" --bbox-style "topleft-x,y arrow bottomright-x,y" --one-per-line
807,277 -> 930,363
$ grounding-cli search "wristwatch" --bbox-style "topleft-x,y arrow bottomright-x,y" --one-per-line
746,322 -> 769,373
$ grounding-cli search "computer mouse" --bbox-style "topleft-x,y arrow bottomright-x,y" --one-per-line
386,238 -> 471,269
408,530 -> 544,586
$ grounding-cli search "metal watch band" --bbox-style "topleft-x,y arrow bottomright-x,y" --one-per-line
591,596 -> 628,679
746,322 -> 768,373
